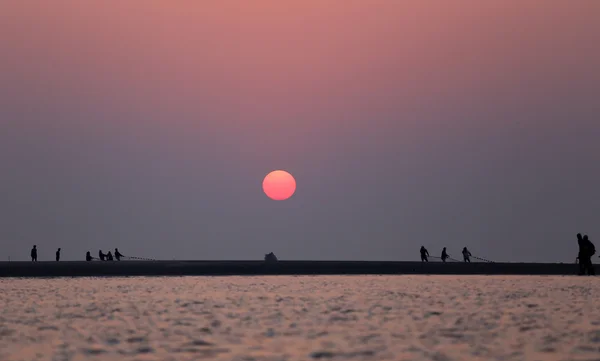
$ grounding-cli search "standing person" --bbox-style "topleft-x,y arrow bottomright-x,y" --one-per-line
420,246 -> 429,262
462,247 -> 472,263
86,251 -> 93,261
441,247 -> 449,262
56,248 -> 61,262
106,251 -> 114,261
31,245 -> 38,262
577,233 -> 586,275
114,248 -> 124,261
98,250 -> 106,261
582,235 -> 595,276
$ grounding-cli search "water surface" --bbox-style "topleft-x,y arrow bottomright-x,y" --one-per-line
1,276 -> 599,360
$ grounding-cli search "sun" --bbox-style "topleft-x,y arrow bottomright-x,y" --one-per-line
263,170 -> 296,201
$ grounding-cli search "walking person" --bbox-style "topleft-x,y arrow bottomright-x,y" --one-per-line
98,250 -> 106,261
56,248 -> 61,262
420,246 -> 429,262
114,248 -> 124,261
581,235 -> 596,276
86,251 -> 93,261
441,247 -> 449,262
462,247 -> 472,263
31,245 -> 38,262
106,251 -> 114,261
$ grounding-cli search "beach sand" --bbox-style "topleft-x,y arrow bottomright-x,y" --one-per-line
1,275 -> 599,360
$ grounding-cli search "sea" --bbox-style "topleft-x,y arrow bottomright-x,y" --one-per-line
0,275 -> 599,361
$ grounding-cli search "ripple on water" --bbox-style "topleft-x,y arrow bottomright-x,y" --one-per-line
0,276 -> 599,360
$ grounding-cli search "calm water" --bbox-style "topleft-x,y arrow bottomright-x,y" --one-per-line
0,276 -> 599,361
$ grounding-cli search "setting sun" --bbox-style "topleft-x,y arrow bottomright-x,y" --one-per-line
263,170 -> 296,201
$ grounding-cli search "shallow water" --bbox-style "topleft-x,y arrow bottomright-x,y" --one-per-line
0,276 -> 599,361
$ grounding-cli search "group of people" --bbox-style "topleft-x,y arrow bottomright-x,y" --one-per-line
420,246 -> 473,263
29,245 -> 125,262
27,237 -> 598,274
87,249 -> 125,261
576,233 -> 596,275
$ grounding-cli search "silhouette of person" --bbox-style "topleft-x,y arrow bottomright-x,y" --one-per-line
56,248 -> 61,262
106,251 -> 114,261
31,245 -> 37,262
581,235 -> 595,276
420,246 -> 429,262
86,251 -> 93,261
441,247 -> 449,262
98,250 -> 106,261
577,233 -> 586,275
114,248 -> 124,261
462,247 -> 472,263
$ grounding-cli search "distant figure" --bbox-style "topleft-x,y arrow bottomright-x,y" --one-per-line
31,245 -> 38,262
584,235 -> 596,254
577,233 -> 585,274
56,248 -> 61,262
106,251 -> 114,261
98,250 -> 106,261
114,248 -> 124,261
462,247 -> 472,263
86,251 -> 93,261
441,247 -> 449,262
420,246 -> 429,262
264,252 -> 278,263
580,235 -> 596,276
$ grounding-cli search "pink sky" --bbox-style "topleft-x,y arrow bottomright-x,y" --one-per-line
1,1 -> 599,261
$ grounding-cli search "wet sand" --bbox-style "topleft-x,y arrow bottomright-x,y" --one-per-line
0,260 -> 594,278
1,275 -> 599,361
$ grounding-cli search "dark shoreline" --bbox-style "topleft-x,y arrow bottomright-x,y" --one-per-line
0,261 -> 595,278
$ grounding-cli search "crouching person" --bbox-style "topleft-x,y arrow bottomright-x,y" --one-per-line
264,252 -> 278,263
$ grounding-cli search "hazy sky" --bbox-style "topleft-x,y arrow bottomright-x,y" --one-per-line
1,1 -> 599,262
